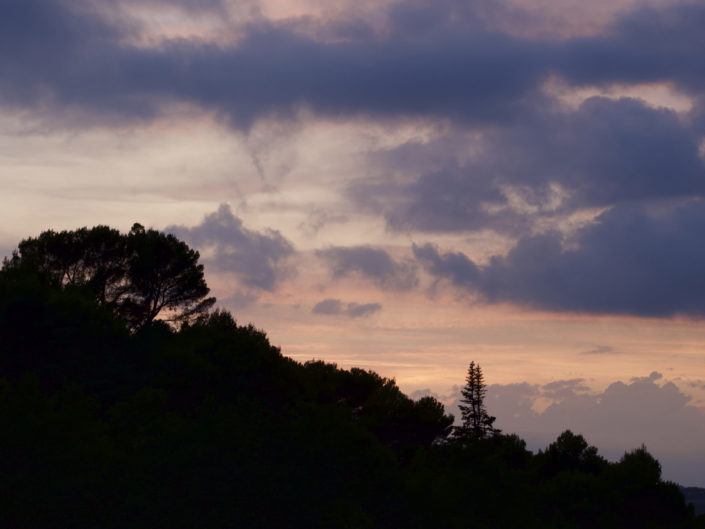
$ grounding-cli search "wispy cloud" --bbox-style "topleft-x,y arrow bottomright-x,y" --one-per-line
580,345 -> 616,356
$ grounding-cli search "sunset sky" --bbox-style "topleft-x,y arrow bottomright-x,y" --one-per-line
2,0 -> 705,485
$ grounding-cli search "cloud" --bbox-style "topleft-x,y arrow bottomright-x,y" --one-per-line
580,345 -> 616,356
495,97 -> 705,209
631,371 -> 664,384
355,160 -> 517,234
221,289 -> 259,310
312,298 -> 382,318
317,246 -> 418,290
471,372 -> 705,485
541,378 -> 591,399
115,0 -> 227,13
312,299 -> 343,315
0,0 -> 542,128
168,203 -> 294,291
355,96 -> 705,235
415,200 -> 705,317
346,302 -> 382,318
413,243 -> 480,287
298,209 -> 349,235
0,0 -> 140,121
6,0 -> 705,131
560,2 -> 705,93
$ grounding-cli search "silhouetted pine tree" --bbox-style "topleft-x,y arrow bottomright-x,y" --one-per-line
455,361 -> 500,438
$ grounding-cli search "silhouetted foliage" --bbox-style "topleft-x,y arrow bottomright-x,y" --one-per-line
2,223 -> 215,330
536,429 -> 607,478
0,227 -> 703,528
455,361 -> 500,439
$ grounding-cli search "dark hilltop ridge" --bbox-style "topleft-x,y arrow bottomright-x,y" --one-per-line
1,225 -> 704,528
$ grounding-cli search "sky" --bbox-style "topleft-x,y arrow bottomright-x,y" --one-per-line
2,0 -> 705,485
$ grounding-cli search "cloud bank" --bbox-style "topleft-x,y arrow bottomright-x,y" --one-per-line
4,0 -> 705,129
414,371 -> 705,485
484,372 -> 705,486
414,199 -> 705,316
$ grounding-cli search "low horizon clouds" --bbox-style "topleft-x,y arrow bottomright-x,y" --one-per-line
415,371 -> 705,485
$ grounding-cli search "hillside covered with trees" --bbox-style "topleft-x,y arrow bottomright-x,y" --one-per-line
1,225 -> 703,528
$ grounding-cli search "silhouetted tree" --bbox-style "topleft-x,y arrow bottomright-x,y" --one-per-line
120,224 -> 214,329
537,429 -> 606,477
2,225 -> 128,305
455,361 -> 500,439
2,223 -> 214,329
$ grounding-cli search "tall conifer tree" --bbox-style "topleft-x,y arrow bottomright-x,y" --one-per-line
456,361 -> 500,438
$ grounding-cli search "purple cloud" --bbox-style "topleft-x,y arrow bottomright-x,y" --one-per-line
317,246 -> 418,291
415,200 -> 705,317
168,204 -> 295,291
4,0 -> 705,130
312,298 -> 382,318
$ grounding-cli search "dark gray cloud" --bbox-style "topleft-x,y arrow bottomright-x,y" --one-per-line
0,1 -> 144,122
168,203 -> 294,290
355,96 -> 705,234
560,3 -> 705,93
415,200 -> 705,317
413,243 -> 480,287
312,298 -> 344,315
312,298 -> 382,318
496,97 -> 705,208
355,161 -> 516,234
317,246 -> 417,290
5,0 -> 705,130
0,0 -> 545,128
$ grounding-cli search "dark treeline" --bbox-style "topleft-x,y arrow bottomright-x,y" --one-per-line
1,226 -> 703,528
